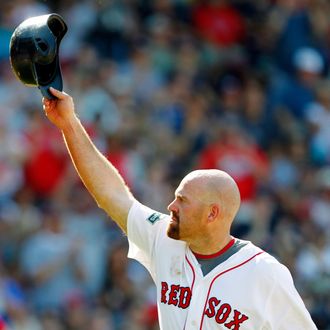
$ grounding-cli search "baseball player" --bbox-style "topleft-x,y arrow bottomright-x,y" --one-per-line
43,88 -> 317,330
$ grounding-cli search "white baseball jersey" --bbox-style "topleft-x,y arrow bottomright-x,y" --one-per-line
127,201 -> 317,330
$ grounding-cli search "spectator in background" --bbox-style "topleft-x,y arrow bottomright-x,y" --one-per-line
0,121 -> 25,203
20,205 -> 85,313
105,133 -> 146,195
102,241 -> 141,330
145,13 -> 176,79
304,79 -> 330,165
85,0 -> 138,62
241,77 -> 271,149
62,185 -> 109,299
120,43 -> 164,104
87,307 -> 114,330
295,226 -> 330,284
197,123 -> 269,237
22,110 -> 70,203
73,58 -> 122,137
139,161 -> 173,213
6,0 -> 49,26
192,0 -> 245,47
268,46 -> 325,119
58,0 -> 98,61
192,0 -> 246,68
211,74 -> 244,125
309,167 -> 330,236
39,311 -> 65,330
6,290 -> 42,330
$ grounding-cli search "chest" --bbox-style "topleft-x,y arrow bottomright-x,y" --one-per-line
154,250 -> 266,329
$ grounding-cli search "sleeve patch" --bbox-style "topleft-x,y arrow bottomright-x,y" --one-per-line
147,212 -> 163,224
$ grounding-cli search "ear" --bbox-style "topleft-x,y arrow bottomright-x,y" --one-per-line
207,204 -> 220,223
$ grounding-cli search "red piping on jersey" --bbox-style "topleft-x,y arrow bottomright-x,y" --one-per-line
199,251 -> 264,329
183,255 -> 196,330
185,255 -> 196,294
193,237 -> 236,259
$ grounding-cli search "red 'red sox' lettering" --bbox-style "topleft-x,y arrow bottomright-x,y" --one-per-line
160,281 -> 191,309
205,296 -> 249,329
161,282 -> 249,329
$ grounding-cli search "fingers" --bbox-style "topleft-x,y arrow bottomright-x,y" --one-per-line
42,97 -> 52,110
49,87 -> 67,100
42,88 -> 73,118
43,97 -> 50,105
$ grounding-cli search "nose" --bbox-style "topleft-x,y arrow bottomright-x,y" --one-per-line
167,199 -> 177,213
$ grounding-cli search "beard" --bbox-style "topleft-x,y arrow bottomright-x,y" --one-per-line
167,211 -> 180,240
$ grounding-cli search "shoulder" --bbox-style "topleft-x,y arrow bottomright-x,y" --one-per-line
128,200 -> 169,225
251,242 -> 293,284
237,239 -> 291,278
127,200 -> 171,248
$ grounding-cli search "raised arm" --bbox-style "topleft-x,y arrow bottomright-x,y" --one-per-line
42,87 -> 134,233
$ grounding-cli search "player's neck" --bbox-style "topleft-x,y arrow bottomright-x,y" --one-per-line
189,234 -> 233,256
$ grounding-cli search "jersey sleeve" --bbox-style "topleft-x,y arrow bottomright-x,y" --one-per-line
127,200 -> 168,280
263,262 -> 317,329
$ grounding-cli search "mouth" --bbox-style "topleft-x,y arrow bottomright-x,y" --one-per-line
170,218 -> 177,224
167,212 -> 180,240
170,212 -> 179,223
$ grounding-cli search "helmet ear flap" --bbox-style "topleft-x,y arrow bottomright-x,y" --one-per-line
9,13 -> 67,99
47,14 -> 67,39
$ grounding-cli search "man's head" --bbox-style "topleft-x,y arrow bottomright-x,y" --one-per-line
167,169 -> 241,247
293,47 -> 324,86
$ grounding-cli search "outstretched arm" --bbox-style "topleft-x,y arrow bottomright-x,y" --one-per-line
42,87 -> 134,233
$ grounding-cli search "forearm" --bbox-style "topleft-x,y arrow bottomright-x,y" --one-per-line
61,115 -> 134,232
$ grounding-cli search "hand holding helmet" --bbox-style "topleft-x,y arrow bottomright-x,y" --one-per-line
42,87 -> 76,130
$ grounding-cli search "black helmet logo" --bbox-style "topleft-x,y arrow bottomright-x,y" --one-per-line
9,13 -> 67,99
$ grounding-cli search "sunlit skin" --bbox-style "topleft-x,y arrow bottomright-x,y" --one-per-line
167,169 -> 241,255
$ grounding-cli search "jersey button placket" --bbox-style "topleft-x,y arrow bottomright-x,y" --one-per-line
191,320 -> 197,327
186,278 -> 208,329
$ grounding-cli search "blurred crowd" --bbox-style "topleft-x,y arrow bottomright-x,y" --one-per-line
0,0 -> 330,329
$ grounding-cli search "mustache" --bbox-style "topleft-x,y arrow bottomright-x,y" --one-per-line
171,211 -> 179,222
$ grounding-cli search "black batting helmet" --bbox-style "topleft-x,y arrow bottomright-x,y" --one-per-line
9,13 -> 67,99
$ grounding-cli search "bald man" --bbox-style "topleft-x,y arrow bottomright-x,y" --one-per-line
43,88 -> 317,330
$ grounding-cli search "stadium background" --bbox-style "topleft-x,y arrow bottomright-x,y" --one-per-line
0,0 -> 330,329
